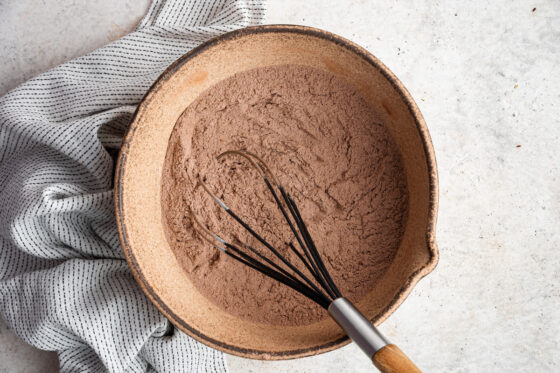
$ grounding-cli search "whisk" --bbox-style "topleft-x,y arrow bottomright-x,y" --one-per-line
190,150 -> 421,373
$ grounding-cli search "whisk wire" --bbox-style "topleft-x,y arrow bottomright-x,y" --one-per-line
283,191 -> 342,298
287,242 -> 322,289
192,150 -> 342,308
258,176 -> 332,293
216,200 -> 329,300
274,185 -> 339,299
264,178 -> 337,299
190,210 -> 330,307
243,243 -> 314,292
222,242 -> 329,307
220,151 -> 340,299
219,150 -> 339,299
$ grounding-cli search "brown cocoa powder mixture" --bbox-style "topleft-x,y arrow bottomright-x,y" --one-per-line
161,65 -> 408,326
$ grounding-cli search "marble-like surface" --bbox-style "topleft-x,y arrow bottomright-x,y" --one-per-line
1,0 -> 559,372
0,0 -> 149,95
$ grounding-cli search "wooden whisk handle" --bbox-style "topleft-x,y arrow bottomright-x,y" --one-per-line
372,344 -> 421,373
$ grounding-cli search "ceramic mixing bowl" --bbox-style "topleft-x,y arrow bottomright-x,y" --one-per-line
115,25 -> 439,360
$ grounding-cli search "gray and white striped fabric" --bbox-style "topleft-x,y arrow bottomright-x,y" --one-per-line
0,1 -> 265,371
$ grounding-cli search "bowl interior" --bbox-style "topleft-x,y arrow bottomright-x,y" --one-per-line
116,26 -> 438,359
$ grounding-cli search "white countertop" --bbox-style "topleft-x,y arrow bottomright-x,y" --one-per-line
1,1 -> 559,372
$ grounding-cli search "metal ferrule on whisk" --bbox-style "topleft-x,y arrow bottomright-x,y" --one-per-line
328,297 -> 389,359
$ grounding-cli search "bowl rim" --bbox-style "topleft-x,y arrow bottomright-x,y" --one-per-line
115,24 -> 439,360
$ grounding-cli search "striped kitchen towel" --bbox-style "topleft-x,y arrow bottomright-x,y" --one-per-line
0,0 -> 265,372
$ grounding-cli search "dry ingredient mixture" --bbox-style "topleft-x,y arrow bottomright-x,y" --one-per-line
161,65 -> 408,326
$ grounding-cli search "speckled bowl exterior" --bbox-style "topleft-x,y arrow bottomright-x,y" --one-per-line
115,25 -> 439,360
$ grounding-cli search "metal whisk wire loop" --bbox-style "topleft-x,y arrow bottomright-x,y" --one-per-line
189,150 -> 342,309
